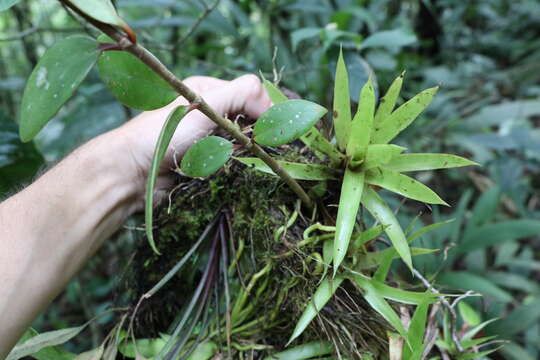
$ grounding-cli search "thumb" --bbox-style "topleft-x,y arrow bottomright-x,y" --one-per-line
203,74 -> 272,119
168,74 -> 271,156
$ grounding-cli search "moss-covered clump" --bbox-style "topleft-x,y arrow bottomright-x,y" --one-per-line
127,148 -> 391,359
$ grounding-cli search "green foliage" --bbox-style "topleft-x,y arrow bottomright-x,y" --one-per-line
97,44 -> 177,110
236,157 -> 337,181
181,136 -> 233,177
253,99 -> 327,146
0,0 -> 20,11
69,0 -> 125,28
19,36 -> 100,142
288,277 -> 344,345
3,0 -> 539,358
145,106 -> 190,255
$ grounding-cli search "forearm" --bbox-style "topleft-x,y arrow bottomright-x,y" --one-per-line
0,129 -> 141,357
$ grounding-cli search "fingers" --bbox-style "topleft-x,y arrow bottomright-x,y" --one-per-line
183,76 -> 229,93
202,74 -> 272,119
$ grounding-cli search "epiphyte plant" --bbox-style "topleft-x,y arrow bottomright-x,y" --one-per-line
13,0 -> 482,356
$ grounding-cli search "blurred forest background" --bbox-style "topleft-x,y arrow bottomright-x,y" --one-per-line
1,0 -> 540,359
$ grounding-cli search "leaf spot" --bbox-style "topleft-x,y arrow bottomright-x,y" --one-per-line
36,67 -> 49,89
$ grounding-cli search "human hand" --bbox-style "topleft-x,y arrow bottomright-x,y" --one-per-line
114,74 -> 272,203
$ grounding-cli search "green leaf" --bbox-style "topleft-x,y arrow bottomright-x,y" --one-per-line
97,45 -> 177,110
145,106 -> 189,255
358,247 -> 437,270
467,185 -> 500,229
366,167 -> 448,205
266,341 -> 333,360
74,346 -> 104,360
360,29 -> 417,50
353,224 -> 386,248
119,337 -> 167,358
235,157 -> 337,180
384,153 -> 478,172
347,77 -> 375,161
186,341 -> 217,360
351,275 -> 407,337
356,276 -> 438,305
371,86 -> 439,144
374,72 -> 404,123
333,48 -> 352,150
404,302 -> 429,360
407,219 -> 454,244
486,298 -> 540,336
363,144 -> 406,170
254,99 -> 327,146
0,0 -> 20,11
7,325 -> 87,360
70,0 -> 125,28
262,79 -> 288,104
463,319 -> 498,341
288,277 -> 344,345
333,169 -> 365,274
181,136 -> 233,177
300,127 -> 344,163
458,301 -> 482,327
361,187 -> 413,270
19,35 -> 99,142
457,220 -> 540,253
437,271 -> 513,302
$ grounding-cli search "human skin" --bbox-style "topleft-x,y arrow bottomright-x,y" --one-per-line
0,74 -> 271,358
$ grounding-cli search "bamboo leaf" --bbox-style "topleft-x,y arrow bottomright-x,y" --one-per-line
371,86 -> 439,144
403,302 -> 429,360
235,157 -> 337,180
359,247 -> 437,270
333,48 -> 352,150
457,220 -> 540,254
267,341 -> 333,360
374,71 -> 405,123
145,106 -> 189,255
181,136 -> 233,177
437,271 -> 513,302
361,187 -> 413,270
333,169 -> 365,274
407,219 -> 454,243
70,0 -> 125,28
353,224 -> 386,248
458,302 -> 482,327
352,275 -> 407,337
366,167 -> 448,205
355,276 -> 438,305
262,79 -> 288,104
254,99 -> 327,146
288,277 -> 344,345
363,144 -> 406,170
384,153 -> 478,172
7,325 -> 87,360
19,36 -> 99,142
97,39 -> 177,110
486,298 -> 540,336
347,77 -> 375,161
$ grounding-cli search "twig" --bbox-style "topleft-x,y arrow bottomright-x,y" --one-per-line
175,0 -> 220,47
59,0 -> 313,210
412,268 -> 463,352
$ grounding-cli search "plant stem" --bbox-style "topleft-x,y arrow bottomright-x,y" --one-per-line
59,0 -> 313,209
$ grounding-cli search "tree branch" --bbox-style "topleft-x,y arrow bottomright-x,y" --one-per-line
59,0 -> 313,209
